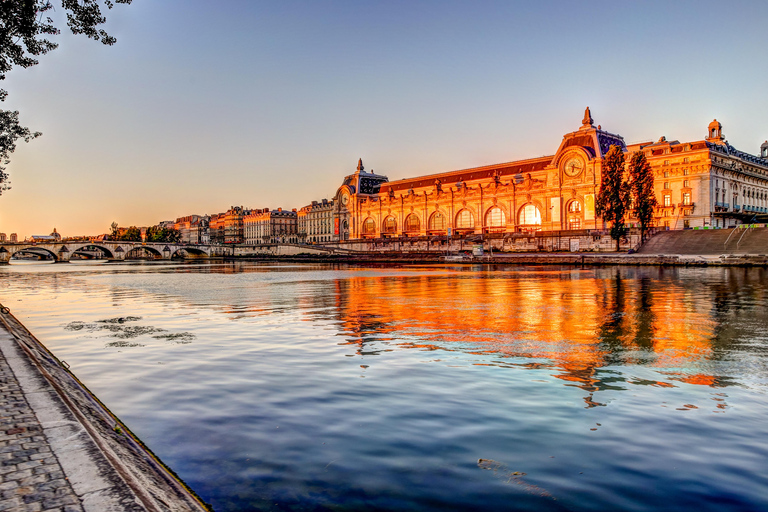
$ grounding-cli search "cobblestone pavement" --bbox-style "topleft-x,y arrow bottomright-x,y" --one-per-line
0,345 -> 83,512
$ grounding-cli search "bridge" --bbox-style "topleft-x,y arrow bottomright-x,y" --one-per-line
0,241 -> 225,263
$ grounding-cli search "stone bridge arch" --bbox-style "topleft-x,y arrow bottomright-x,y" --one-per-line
171,247 -> 210,259
69,244 -> 115,260
9,246 -> 59,262
125,245 -> 164,259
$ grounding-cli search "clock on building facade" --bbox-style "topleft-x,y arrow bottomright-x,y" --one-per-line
563,156 -> 584,177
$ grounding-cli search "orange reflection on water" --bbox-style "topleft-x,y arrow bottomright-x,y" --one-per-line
329,268 -> 728,398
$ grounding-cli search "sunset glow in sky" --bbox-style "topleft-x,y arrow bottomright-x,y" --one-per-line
3,0 -> 767,238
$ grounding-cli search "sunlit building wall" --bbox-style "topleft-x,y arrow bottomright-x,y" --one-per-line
331,110 -> 768,240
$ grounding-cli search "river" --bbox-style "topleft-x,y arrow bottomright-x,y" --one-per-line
2,261 -> 767,511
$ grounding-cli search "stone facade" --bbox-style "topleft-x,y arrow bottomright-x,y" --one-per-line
209,213 -> 225,244
223,206 -> 250,244
209,206 -> 251,245
298,199 -> 335,243
332,109 -> 768,241
174,215 -> 210,244
244,208 -> 298,244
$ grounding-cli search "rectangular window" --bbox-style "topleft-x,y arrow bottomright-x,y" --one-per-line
664,160 -> 669,165
683,192 -> 691,205
683,168 -> 689,175
683,180 -> 689,188
664,171 -> 670,178
664,195 -> 671,207
664,182 -> 670,189
683,157 -> 689,163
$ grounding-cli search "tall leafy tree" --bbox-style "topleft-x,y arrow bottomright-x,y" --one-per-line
118,225 -> 141,242
145,225 -> 181,243
628,151 -> 657,242
0,0 -> 132,193
595,145 -> 631,251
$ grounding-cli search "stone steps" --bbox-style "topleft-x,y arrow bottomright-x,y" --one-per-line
638,227 -> 768,255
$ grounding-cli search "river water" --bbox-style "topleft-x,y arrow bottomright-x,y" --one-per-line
2,261 -> 768,511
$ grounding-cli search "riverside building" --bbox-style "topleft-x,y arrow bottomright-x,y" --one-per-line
298,199 -> 335,243
331,109 -> 768,240
244,208 -> 298,244
174,215 -> 210,244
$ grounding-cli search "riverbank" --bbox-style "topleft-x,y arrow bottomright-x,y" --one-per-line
215,251 -> 768,267
0,307 -> 210,512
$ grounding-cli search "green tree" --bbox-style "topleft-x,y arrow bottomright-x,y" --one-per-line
145,225 -> 181,243
595,145 -> 631,251
0,1 -> 132,193
628,151 -> 657,243
119,225 -> 141,242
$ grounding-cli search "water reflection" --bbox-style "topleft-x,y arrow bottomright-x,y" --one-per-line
2,262 -> 768,511
326,266 -> 768,404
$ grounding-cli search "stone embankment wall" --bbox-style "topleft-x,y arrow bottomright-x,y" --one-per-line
0,309 -> 211,512
231,227 -> 768,266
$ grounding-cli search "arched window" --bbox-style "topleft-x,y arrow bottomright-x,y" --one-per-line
567,200 -> 581,230
518,204 -> 541,231
362,217 -> 375,235
404,214 -> 420,233
485,207 -> 506,232
428,211 -> 447,232
455,209 -> 475,230
382,216 -> 397,234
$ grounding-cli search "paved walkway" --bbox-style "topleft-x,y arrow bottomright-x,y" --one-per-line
0,329 -> 84,511
0,313 -> 208,512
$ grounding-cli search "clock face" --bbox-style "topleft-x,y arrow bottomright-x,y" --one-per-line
340,193 -> 349,206
564,157 -> 584,177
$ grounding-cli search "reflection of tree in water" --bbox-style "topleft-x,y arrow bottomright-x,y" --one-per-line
328,266 -> 768,409
597,268 -> 628,364
633,276 -> 656,350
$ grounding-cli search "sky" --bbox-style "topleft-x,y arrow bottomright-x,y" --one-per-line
3,0 -> 768,238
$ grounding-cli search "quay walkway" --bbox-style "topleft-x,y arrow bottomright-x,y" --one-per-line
0,308 -> 209,512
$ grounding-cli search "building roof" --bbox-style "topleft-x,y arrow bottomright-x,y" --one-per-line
380,156 -> 551,194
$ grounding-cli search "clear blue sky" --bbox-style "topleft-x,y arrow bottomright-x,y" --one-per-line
3,0 -> 767,237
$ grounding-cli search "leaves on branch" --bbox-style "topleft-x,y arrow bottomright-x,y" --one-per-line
595,145 -> 631,250
0,0 -> 132,194
628,151 -> 657,241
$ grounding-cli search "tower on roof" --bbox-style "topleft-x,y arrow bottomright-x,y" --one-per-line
706,119 -> 724,143
357,158 -> 364,172
581,107 -> 594,129
761,140 -> 768,159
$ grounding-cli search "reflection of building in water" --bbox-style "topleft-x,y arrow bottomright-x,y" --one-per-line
329,268 -> 746,406
331,109 -> 768,240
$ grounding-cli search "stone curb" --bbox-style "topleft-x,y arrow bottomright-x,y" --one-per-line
0,307 -> 211,512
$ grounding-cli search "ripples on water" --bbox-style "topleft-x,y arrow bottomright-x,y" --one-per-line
2,261 -> 768,511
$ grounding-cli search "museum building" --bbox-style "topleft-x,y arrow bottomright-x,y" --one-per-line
331,108 -> 768,241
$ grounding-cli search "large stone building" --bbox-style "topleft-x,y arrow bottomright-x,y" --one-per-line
244,208 -> 298,244
297,199 -> 335,243
174,215 -> 210,244
210,206 -> 251,244
332,109 -> 768,241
